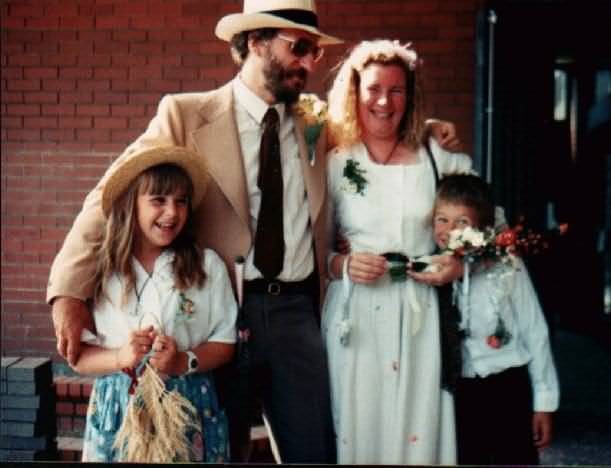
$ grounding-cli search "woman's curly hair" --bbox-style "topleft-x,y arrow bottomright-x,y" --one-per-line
327,39 -> 425,149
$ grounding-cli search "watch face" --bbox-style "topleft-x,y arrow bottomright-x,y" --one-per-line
190,358 -> 197,370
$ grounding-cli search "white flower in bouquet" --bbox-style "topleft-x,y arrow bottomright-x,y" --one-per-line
447,229 -> 465,250
461,226 -> 486,248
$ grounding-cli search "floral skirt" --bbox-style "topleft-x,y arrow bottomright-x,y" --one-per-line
81,371 -> 229,462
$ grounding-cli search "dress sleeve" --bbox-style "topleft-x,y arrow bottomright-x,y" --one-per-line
46,94 -> 187,304
510,259 -> 560,412
200,249 -> 237,344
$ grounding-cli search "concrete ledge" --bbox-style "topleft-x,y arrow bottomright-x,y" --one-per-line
57,425 -> 270,458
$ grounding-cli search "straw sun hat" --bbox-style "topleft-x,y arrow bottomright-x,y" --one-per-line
101,146 -> 210,218
215,0 -> 343,45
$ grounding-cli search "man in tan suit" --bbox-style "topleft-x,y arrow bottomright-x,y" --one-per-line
48,0 -> 460,463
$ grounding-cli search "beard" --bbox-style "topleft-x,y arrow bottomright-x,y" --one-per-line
263,53 -> 308,105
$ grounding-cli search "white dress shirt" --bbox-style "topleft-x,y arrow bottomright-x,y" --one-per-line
232,76 -> 314,282
456,258 -> 560,412
89,249 -> 237,352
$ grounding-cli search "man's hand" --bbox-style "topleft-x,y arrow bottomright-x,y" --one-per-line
51,297 -> 93,366
408,254 -> 464,286
533,412 -> 553,449
427,119 -> 462,152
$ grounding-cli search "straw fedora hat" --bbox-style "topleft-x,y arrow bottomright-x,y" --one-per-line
101,146 -> 210,218
215,0 -> 343,45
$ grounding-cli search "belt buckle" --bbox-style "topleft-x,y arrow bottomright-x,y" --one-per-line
267,282 -> 281,295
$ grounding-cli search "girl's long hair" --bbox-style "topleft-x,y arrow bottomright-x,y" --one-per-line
93,164 -> 206,307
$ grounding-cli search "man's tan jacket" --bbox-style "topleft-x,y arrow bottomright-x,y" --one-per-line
47,82 -> 330,307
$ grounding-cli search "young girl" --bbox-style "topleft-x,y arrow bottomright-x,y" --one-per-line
72,146 -> 237,462
433,174 -> 560,465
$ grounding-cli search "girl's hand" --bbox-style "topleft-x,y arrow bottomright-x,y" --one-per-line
116,326 -> 155,369
149,335 -> 180,376
408,254 -> 464,286
348,252 -> 387,284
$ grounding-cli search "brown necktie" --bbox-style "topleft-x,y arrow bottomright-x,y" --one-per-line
254,107 -> 284,279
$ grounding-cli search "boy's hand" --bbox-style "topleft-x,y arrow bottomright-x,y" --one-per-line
117,326 -> 155,369
408,254 -> 464,286
533,412 -> 553,449
149,335 -> 181,375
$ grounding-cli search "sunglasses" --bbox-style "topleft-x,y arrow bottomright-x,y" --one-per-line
276,34 -> 325,63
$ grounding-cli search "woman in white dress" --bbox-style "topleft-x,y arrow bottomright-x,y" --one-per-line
322,40 -> 473,465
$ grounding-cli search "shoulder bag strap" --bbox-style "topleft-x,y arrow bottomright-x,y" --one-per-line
423,138 -> 440,188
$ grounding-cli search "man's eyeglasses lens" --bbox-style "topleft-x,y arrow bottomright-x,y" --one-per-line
277,35 -> 324,62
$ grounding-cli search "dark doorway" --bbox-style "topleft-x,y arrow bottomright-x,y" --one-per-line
475,0 -> 611,337
473,3 -> 611,464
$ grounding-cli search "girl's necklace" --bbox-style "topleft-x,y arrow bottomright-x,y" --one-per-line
364,138 -> 401,165
132,271 -> 154,316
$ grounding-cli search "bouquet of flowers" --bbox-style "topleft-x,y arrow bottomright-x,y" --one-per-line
444,220 -> 568,349
442,221 -> 569,267
114,361 -> 201,462
113,297 -> 201,462
294,93 -> 327,165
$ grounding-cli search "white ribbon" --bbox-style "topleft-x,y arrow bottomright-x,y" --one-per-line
339,255 -> 354,346
457,260 -> 471,332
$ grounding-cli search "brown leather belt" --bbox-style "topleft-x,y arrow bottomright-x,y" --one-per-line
244,273 -> 317,296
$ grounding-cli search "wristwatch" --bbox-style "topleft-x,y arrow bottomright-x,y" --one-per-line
184,350 -> 199,376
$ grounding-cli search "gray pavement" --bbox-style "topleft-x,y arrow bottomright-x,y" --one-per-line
539,325 -> 611,466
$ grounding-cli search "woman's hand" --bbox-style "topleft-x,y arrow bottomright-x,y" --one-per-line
426,119 -> 462,152
408,254 -> 464,286
149,335 -> 181,376
347,252 -> 387,284
116,326 -> 155,369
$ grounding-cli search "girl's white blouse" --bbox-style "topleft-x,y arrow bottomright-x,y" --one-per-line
89,248 -> 237,351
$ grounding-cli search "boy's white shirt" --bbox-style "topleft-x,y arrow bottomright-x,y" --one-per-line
82,248 -> 237,351
456,258 -> 560,412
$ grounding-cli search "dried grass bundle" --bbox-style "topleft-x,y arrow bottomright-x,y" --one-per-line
113,363 -> 202,462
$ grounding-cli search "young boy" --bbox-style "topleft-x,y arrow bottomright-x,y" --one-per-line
433,174 -> 560,465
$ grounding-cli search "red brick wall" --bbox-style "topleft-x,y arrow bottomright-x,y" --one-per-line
1,0 -> 481,358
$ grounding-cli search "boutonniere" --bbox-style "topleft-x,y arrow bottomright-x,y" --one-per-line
175,292 -> 195,325
294,93 -> 327,166
341,158 -> 368,195
486,316 -> 512,349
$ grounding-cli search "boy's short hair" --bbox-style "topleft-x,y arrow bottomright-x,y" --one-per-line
436,174 -> 495,228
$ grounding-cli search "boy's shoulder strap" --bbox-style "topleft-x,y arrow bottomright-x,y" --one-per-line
423,138 -> 440,188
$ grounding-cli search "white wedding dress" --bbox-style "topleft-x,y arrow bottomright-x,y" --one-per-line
322,140 -> 472,465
